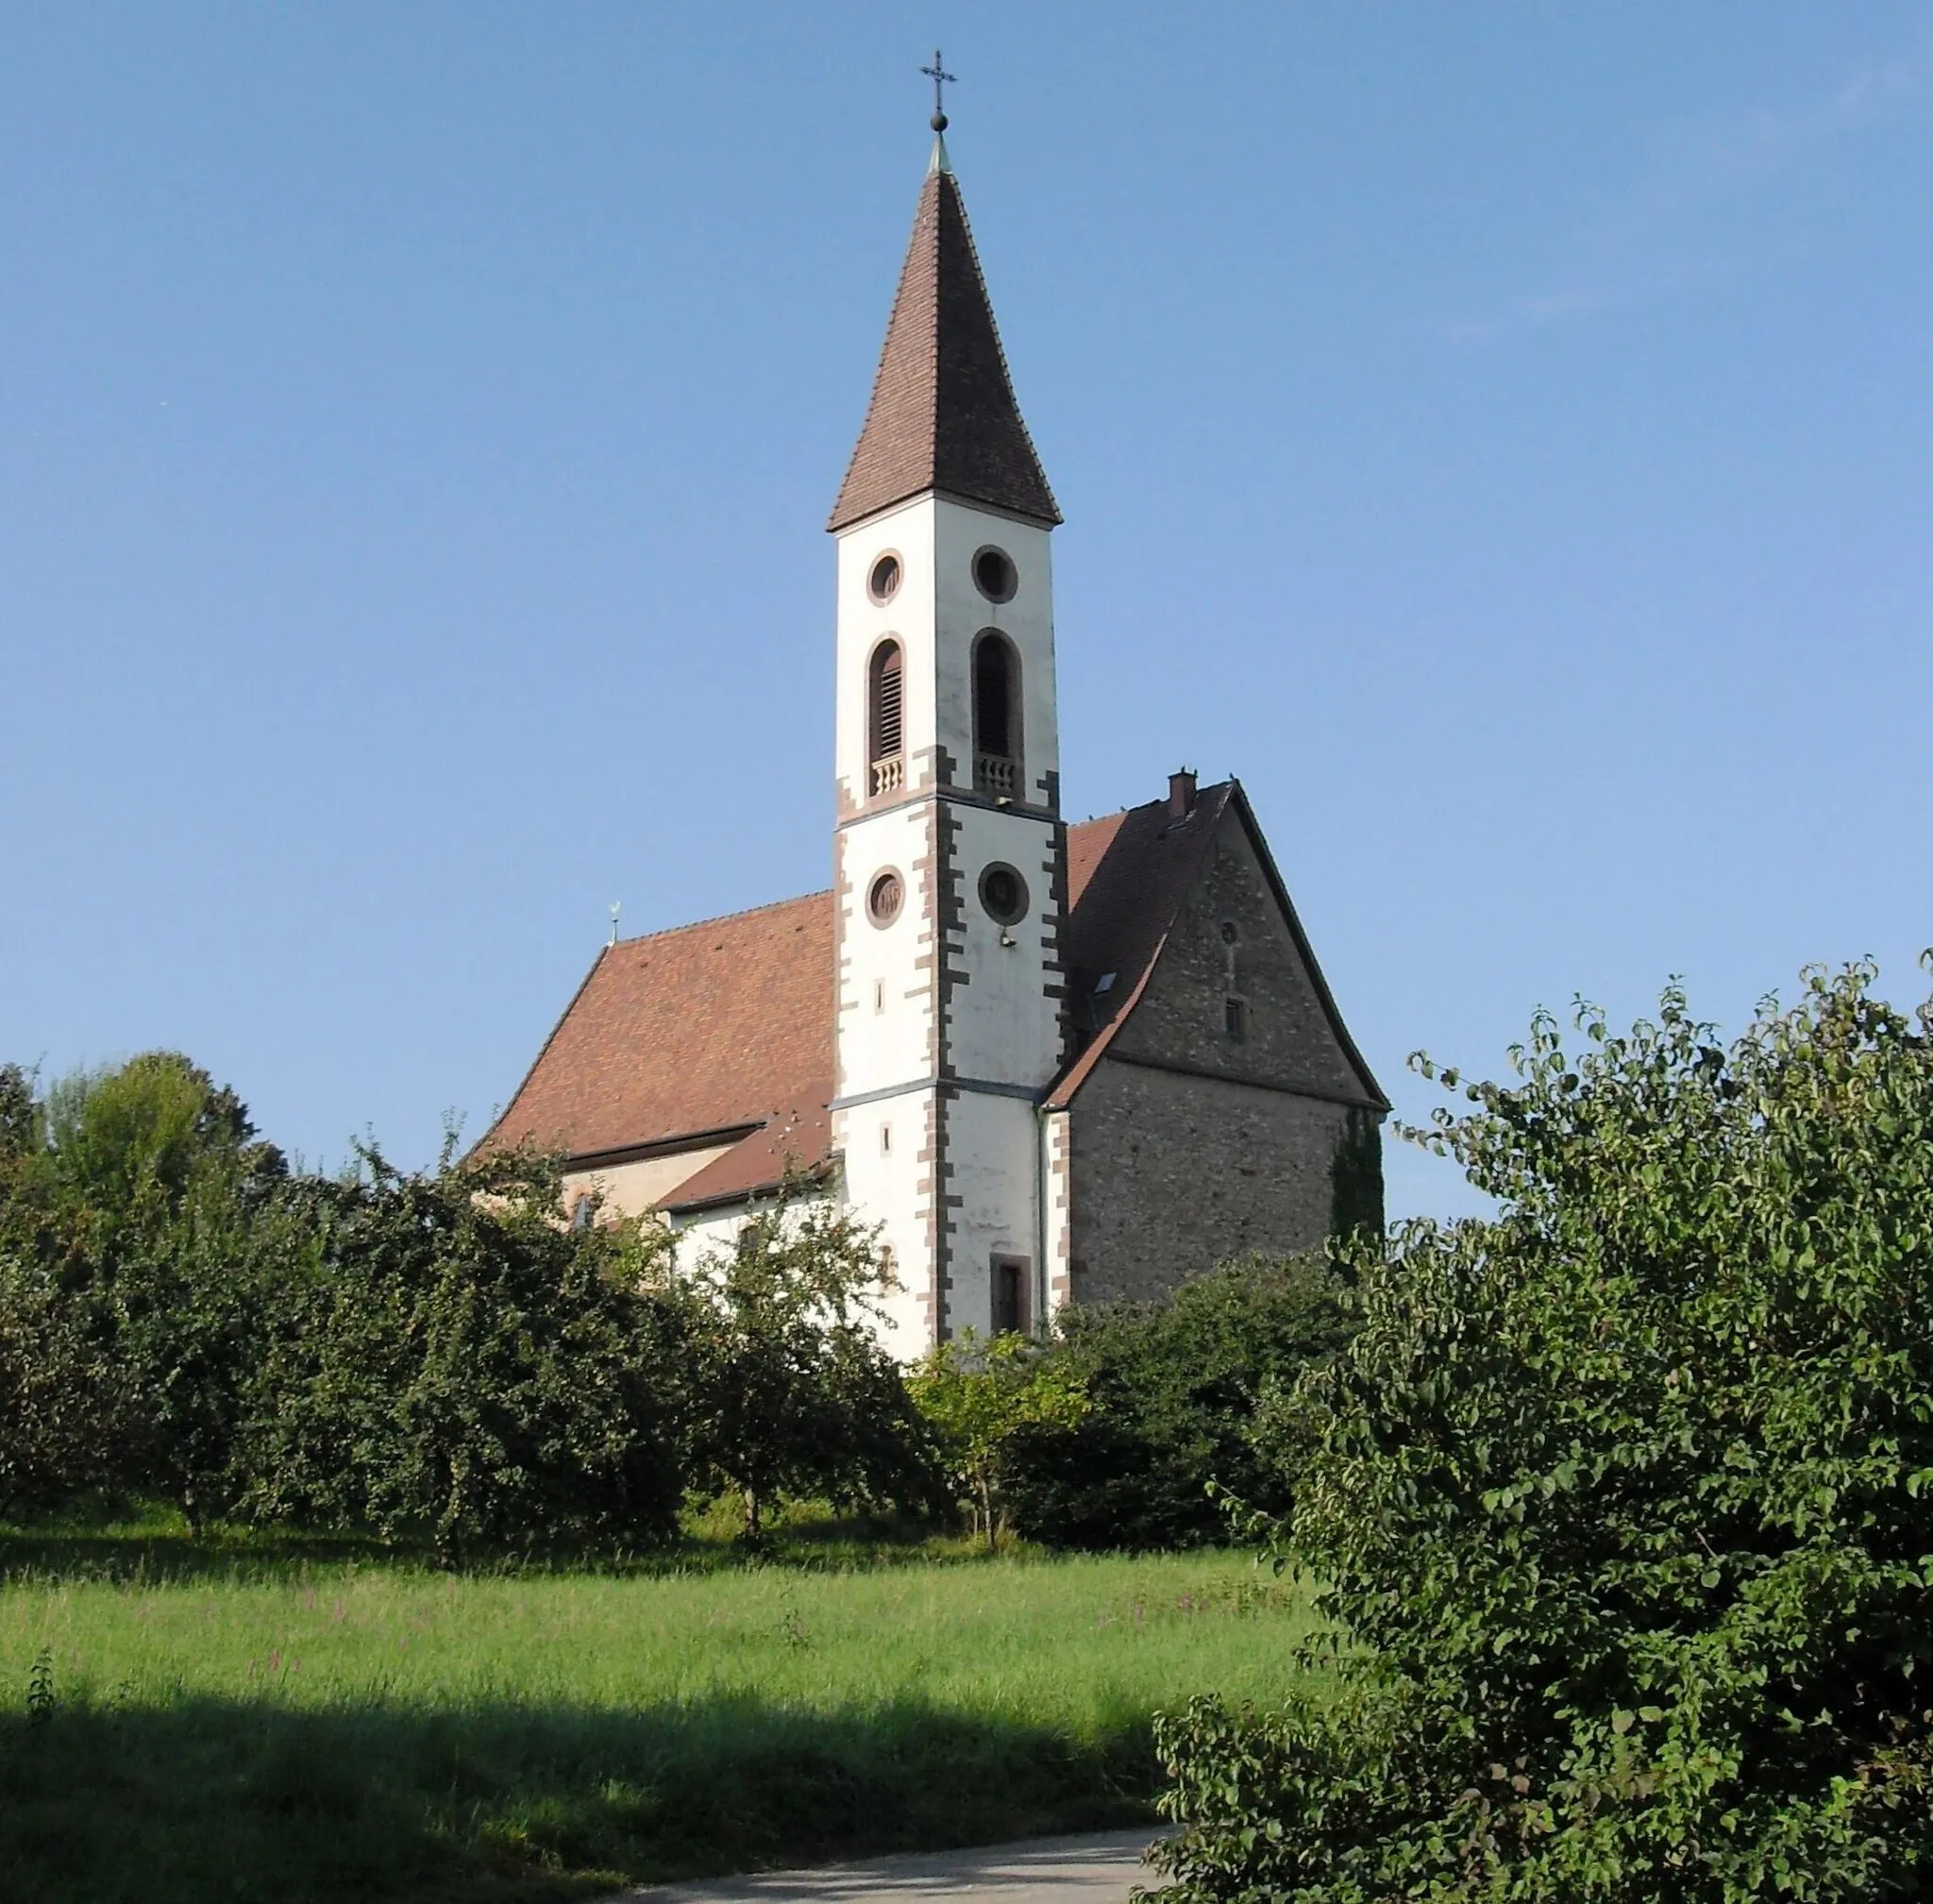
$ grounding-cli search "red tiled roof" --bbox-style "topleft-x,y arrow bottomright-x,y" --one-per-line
661,1103 -> 833,1215
485,786 -> 1378,1211
828,160 -> 1061,532
485,892 -> 832,1165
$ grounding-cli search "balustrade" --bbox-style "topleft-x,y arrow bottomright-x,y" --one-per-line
974,752 -> 1017,798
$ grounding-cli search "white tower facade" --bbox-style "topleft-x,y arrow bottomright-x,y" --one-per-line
827,142 -> 1068,1352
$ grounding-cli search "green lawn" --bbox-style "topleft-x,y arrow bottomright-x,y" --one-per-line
0,1527 -> 1313,1903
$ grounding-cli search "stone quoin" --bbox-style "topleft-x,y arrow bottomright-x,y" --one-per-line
481,123 -> 1388,1356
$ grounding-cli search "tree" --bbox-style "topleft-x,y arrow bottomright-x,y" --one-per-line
997,1255 -> 1352,1552
683,1181 -> 937,1542
0,1064 -> 36,1158
908,1329 -> 1089,1547
0,1053 -> 286,1527
1154,962 -> 1933,1902
0,1252 -> 133,1518
236,1143 -> 691,1561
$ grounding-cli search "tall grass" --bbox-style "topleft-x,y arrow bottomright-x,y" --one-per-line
0,1536 -> 1315,1903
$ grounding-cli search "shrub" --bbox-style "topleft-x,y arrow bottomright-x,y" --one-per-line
1000,1255 -> 1352,1552
1153,963 -> 1933,1902
682,1183 -> 941,1542
0,1252 -> 133,1517
908,1329 -> 1090,1546
236,1145 -> 691,1559
0,1054 -> 287,1527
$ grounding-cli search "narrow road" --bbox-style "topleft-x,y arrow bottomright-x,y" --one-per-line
621,1831 -> 1161,1904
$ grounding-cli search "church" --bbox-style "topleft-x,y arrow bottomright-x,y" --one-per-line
484,122 -> 1387,1357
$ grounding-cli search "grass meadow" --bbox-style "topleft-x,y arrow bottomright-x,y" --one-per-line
0,1517 -> 1316,1903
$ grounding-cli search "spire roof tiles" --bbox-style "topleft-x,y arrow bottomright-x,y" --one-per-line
829,163 -> 1060,532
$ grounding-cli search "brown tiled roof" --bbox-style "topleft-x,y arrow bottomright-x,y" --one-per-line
485,788 -> 1380,1212
484,892 -> 832,1165
1048,782 -> 1388,1113
662,1103 -> 833,1215
1046,786 -> 1234,1107
828,160 -> 1061,532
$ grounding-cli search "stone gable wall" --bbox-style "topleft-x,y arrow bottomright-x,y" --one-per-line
1067,1057 -> 1350,1304
1067,800 -> 1380,1302
1106,810 -> 1369,1104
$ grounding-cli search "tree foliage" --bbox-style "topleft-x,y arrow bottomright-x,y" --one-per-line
236,1146 -> 691,1560
0,1252 -> 133,1517
908,1329 -> 1090,1546
682,1183 -> 938,1542
998,1255 -> 1353,1552
0,1053 -> 286,1525
0,1058 -> 969,1557
1153,962 -> 1933,1902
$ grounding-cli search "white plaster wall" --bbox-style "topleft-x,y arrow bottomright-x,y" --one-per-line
943,1089 -> 1043,1338
666,1204 -> 753,1275
837,1094 -> 939,1357
665,1180 -> 843,1279
933,499 -> 1057,800
561,1145 -> 736,1221
947,801 -> 1063,1090
834,801 -> 934,1101
665,1170 -> 924,1359
834,496 -> 1058,806
834,498 -> 936,803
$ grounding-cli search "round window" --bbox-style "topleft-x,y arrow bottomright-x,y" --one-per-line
867,552 -> 902,604
972,546 -> 1017,603
1219,920 -> 1239,945
866,869 -> 904,928
978,863 -> 1029,926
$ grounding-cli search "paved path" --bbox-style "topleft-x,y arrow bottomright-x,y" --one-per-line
620,1830 -> 1161,1904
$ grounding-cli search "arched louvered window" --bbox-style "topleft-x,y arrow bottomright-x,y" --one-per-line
972,632 -> 1022,799
868,640 -> 905,797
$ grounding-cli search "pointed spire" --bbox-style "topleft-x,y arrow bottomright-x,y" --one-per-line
829,161 -> 1061,532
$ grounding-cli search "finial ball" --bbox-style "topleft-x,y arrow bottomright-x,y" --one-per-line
931,110 -> 949,132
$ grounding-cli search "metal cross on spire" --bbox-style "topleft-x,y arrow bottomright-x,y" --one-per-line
920,48 -> 955,131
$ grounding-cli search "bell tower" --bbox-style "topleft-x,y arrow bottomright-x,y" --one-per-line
828,125 -> 1068,1354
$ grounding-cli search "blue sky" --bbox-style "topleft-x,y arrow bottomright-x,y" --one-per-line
3,4 -> 1928,1220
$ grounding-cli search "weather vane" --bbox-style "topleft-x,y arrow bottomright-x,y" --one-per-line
920,48 -> 955,131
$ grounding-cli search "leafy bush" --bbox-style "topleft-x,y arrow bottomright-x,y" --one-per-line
683,1184 -> 940,1542
0,1252 -> 133,1517
908,1329 -> 1090,1546
1153,962 -> 1933,1902
0,1067 -> 127,1513
1000,1255 -> 1352,1552
0,1053 -> 287,1526
0,1056 -> 954,1557
236,1146 -> 691,1559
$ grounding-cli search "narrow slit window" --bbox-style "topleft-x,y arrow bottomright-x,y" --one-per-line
992,1255 -> 1030,1336
1224,997 -> 1248,1043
